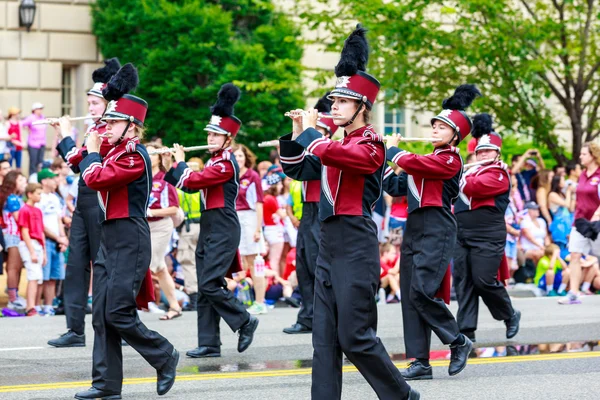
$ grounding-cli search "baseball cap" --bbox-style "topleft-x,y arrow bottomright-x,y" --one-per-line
267,165 -> 286,179
31,102 -> 44,111
262,174 -> 282,191
524,201 -> 539,210
37,168 -> 57,182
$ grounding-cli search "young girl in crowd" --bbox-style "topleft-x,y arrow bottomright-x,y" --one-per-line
0,170 -> 28,309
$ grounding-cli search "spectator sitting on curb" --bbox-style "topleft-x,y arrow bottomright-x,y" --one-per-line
535,244 -> 569,296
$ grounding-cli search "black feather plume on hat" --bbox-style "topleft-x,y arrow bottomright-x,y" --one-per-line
471,113 -> 493,139
102,63 -> 139,102
211,83 -> 241,117
92,58 -> 121,84
334,24 -> 369,77
314,92 -> 333,113
442,84 -> 481,111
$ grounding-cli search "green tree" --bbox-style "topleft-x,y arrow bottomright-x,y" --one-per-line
302,0 -> 600,164
92,0 -> 304,160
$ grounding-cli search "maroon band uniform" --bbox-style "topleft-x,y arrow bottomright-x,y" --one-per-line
453,114 -> 519,342
76,64 -> 177,399
281,25 -> 414,400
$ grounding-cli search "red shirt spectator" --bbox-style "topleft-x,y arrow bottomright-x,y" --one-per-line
8,121 -> 22,151
574,167 -> 600,221
236,168 -> 263,211
18,203 -> 45,245
263,194 -> 280,226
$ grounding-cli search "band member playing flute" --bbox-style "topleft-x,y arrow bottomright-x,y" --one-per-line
281,93 -> 336,335
74,63 -> 178,400
164,83 -> 258,359
279,25 -> 418,400
49,58 -> 121,348
384,84 -> 481,381
453,113 -> 520,343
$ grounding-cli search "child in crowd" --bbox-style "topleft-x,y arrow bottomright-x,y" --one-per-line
17,183 -> 46,316
535,244 -> 569,296
380,243 -> 401,303
36,168 -> 68,316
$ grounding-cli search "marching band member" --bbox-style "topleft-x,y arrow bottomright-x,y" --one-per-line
281,93 -> 336,335
74,64 -> 178,400
453,113 -> 521,343
50,58 -> 121,348
385,84 -> 481,381
280,25 -> 418,400
164,83 -> 258,359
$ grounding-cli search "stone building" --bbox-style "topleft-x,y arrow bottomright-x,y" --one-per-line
0,0 -> 100,171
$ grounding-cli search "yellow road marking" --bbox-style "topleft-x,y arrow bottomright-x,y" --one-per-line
1,351 -> 599,393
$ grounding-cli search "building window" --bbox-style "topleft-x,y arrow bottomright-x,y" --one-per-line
384,107 -> 406,136
61,66 -> 74,116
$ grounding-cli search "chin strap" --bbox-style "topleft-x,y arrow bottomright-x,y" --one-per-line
115,116 -> 135,146
340,97 -> 366,128
445,131 -> 459,147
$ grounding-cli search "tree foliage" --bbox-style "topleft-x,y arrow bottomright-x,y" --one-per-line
301,0 -> 600,164
92,0 -> 304,160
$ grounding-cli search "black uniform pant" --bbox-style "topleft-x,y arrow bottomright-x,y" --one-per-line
401,208 -> 461,359
294,202 -> 320,329
196,209 -> 249,348
64,203 -> 101,335
92,218 -> 174,393
312,216 -> 410,400
453,236 -> 514,333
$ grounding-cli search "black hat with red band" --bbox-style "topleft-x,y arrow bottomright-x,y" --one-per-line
430,84 -> 481,144
472,113 -> 502,152
204,83 -> 242,138
102,63 -> 147,127
314,92 -> 338,137
328,25 -> 380,127
88,58 -> 121,99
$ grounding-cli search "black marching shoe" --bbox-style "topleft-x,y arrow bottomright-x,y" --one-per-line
448,334 -> 473,376
238,315 -> 259,353
400,360 -> 433,381
283,323 -> 311,334
48,331 -> 85,348
405,387 -> 421,400
157,349 -> 179,396
505,310 -> 521,339
186,346 -> 221,358
74,387 -> 121,400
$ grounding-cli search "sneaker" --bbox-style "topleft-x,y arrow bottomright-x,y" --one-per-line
7,300 -> 26,311
247,302 -> 268,315
581,289 -> 594,296
26,308 -> 38,317
557,290 -> 568,296
547,290 -> 559,297
43,307 -> 56,316
558,293 -> 581,305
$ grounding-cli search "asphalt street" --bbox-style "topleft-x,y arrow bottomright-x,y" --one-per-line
1,296 -> 600,399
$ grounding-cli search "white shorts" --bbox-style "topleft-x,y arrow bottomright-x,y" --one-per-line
264,225 -> 285,245
18,240 -> 44,284
568,227 -> 600,256
238,210 -> 260,256
149,218 -> 174,273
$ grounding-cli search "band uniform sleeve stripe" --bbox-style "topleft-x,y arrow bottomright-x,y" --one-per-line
176,167 -> 192,189
82,162 -> 102,181
392,150 -> 408,164
280,151 -> 306,164
307,137 -> 329,154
